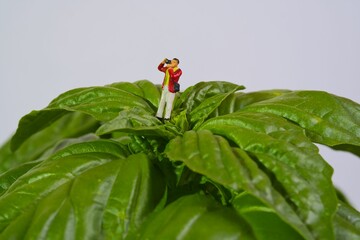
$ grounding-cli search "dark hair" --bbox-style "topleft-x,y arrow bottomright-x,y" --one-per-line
173,58 -> 180,64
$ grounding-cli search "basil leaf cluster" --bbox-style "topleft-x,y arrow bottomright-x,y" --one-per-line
0,80 -> 359,239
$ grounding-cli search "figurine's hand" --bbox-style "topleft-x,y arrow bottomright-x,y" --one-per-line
162,58 -> 167,64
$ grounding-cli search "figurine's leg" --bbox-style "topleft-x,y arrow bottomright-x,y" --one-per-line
156,88 -> 167,118
164,92 -> 175,119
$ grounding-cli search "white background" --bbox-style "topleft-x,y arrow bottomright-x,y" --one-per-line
1,1 -> 359,209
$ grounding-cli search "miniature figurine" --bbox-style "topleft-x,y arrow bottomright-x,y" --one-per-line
155,58 -> 182,120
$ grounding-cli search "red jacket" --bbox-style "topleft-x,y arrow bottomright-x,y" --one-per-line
158,63 -> 182,93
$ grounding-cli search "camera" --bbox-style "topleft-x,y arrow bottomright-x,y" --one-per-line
165,58 -> 171,64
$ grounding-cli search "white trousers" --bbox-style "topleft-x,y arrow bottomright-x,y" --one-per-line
156,87 -> 175,119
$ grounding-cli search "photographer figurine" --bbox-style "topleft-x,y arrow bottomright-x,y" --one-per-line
156,58 -> 182,120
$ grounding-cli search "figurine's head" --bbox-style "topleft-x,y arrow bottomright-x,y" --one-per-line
171,58 -> 180,67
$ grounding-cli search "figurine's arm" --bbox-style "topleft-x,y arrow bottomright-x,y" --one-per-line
158,63 -> 167,72
158,59 -> 168,72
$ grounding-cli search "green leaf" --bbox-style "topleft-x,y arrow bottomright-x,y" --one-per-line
38,133 -> 100,160
200,111 -> 320,153
172,109 -> 190,133
0,160 -> 41,196
242,91 -> 360,150
46,85 -> 154,120
47,140 -> 129,160
107,82 -> 144,97
166,128 -> 338,239
1,112 -> 99,172
138,193 -> 255,239
0,202 -> 37,240
175,81 -> 245,112
2,80 -> 360,239
10,109 -> 67,152
333,201 -> 360,239
11,85 -> 154,151
190,86 -> 243,128
102,153 -> 166,239
165,130 -> 314,240
134,80 -> 162,109
200,115 -> 338,239
209,90 -> 292,117
0,140 -> 165,240
47,86 -> 154,116
96,108 -> 176,139
0,156 -> 114,238
232,192 -> 304,240
107,80 -> 161,109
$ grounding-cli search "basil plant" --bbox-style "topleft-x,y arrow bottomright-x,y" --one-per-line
0,80 -> 359,240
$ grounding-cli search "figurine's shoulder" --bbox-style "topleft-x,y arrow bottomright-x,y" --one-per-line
173,67 -> 182,72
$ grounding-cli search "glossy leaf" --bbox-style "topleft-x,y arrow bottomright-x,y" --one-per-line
200,115 -> 338,239
10,109 -> 67,151
190,86 -> 243,128
0,140 -> 165,240
107,80 -> 161,109
175,81 -> 245,112
0,134 -> 100,196
166,130 -> 314,239
2,80 -> 360,239
138,193 -> 255,239
232,192 -> 304,240
101,153 -> 166,239
200,111 -> 320,153
107,82 -> 144,98
47,85 -> 153,116
11,85 -> 154,151
172,109 -> 190,133
47,140 -> 129,160
134,80 -> 162,108
96,107 -> 177,139
207,89 -> 292,117
0,160 -> 41,196
0,112 -> 99,173
242,91 -> 360,149
38,133 -> 100,160
333,201 -> 360,239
